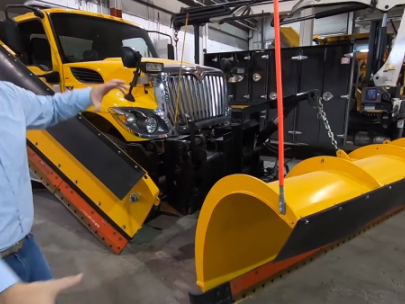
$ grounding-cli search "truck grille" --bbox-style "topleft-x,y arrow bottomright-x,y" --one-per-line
165,73 -> 228,127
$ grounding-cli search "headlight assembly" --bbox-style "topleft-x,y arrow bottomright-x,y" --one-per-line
109,107 -> 170,138
145,116 -> 158,133
125,113 -> 136,124
136,115 -> 159,134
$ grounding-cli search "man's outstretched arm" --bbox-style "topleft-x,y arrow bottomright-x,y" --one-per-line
0,80 -> 128,130
1,81 -> 93,130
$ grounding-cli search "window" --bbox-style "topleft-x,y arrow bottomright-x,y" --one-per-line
49,13 -> 158,63
58,36 -> 92,62
123,38 -> 151,57
17,19 -> 53,71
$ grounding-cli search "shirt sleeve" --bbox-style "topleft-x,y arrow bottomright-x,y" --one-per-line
0,259 -> 20,293
6,82 -> 93,130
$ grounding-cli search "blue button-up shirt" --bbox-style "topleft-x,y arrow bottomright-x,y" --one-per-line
0,81 -> 93,293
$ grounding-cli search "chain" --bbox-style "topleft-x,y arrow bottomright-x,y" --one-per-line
314,97 -> 339,151
173,30 -> 179,59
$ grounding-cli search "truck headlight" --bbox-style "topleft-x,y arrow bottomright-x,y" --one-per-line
136,115 -> 159,134
145,116 -> 158,133
109,107 -> 169,138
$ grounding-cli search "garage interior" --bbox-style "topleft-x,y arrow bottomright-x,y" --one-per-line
32,188 -> 405,304
0,0 -> 405,303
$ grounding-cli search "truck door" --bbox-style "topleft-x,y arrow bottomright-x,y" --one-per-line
16,18 -> 63,92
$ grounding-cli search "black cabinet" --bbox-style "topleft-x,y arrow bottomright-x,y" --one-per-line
204,44 -> 354,148
318,45 -> 354,146
273,48 -> 300,143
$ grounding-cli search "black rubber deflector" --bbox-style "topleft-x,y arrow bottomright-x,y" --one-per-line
189,282 -> 233,304
28,141 -> 132,240
47,115 -> 145,200
275,178 -> 405,262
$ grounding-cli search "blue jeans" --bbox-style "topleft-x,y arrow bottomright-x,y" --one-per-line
3,233 -> 53,282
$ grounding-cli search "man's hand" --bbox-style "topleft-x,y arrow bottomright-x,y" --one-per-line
90,79 -> 129,112
0,274 -> 83,304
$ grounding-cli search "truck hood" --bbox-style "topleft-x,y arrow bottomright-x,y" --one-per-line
65,58 -> 219,111
68,57 -> 203,72
66,57 -> 218,85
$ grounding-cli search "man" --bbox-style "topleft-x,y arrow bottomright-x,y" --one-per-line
0,79 -> 128,304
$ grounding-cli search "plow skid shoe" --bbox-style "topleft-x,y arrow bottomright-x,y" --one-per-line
191,140 -> 405,303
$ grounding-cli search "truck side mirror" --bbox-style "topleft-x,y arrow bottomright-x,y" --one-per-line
121,46 -> 142,68
0,19 -> 23,55
167,44 -> 175,60
121,46 -> 143,102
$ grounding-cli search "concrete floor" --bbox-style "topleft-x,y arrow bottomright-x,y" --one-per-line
33,189 -> 405,304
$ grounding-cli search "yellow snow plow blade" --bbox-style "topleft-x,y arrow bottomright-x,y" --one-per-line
194,141 -> 405,295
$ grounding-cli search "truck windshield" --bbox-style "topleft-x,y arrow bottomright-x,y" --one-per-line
49,13 -> 159,63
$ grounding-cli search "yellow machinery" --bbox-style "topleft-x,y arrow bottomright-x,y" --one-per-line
1,0 -> 405,303
189,140 -> 405,302
315,32 -> 405,99
9,8 -> 190,143
0,7 -> 169,253
267,27 -> 300,48
0,3 -> 263,254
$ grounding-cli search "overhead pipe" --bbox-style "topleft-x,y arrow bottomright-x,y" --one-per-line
270,3 -> 368,27
193,0 -> 257,31
225,3 -> 256,25
234,5 -> 256,25
210,0 -> 257,30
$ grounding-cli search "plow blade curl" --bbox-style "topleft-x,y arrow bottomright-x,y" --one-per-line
192,140 -> 405,303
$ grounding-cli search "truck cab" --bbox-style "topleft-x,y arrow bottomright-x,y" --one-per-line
0,6 -> 230,143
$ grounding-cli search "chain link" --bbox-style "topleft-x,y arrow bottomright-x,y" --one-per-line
173,30 -> 179,49
314,97 -> 339,151
173,30 -> 179,60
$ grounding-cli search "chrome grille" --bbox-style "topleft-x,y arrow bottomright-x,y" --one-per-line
165,73 -> 227,127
